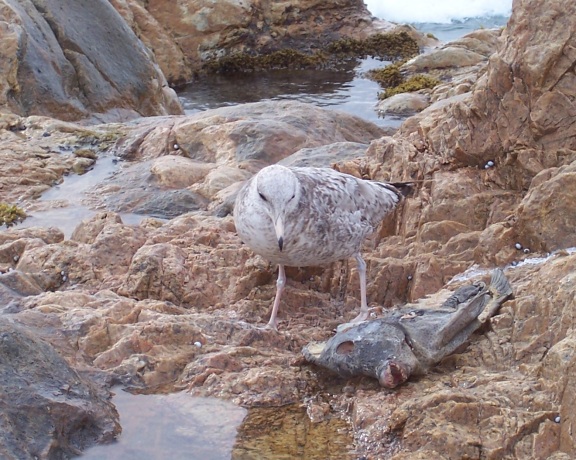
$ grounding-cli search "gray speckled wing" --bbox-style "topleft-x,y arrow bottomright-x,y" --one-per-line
284,167 -> 401,265
234,166 -> 402,267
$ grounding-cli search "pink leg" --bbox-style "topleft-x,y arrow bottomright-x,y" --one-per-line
351,253 -> 369,323
266,264 -> 286,330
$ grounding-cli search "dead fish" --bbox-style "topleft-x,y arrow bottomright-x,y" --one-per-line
302,269 -> 513,388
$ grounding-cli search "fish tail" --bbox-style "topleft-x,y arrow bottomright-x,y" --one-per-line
490,268 -> 513,299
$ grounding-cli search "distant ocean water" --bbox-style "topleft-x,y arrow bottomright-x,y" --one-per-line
365,0 -> 512,42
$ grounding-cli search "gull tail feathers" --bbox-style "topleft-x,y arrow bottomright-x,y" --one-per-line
374,181 -> 414,201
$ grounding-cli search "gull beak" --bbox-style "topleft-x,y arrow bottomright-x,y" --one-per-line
274,217 -> 284,251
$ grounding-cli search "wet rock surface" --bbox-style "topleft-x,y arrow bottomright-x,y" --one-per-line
0,316 -> 119,459
0,0 -> 575,458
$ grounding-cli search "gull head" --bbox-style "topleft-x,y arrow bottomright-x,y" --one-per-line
254,165 -> 301,251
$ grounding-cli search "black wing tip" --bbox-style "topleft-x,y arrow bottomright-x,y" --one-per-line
389,182 -> 414,198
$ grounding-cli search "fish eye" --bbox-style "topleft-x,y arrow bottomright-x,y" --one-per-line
258,192 -> 267,202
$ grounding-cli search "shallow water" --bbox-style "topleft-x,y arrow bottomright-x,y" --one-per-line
448,247 -> 576,284
80,389 -> 354,460
233,404 -> 354,460
19,155 -> 147,239
178,58 -> 404,129
177,15 -> 510,127
81,390 -> 247,460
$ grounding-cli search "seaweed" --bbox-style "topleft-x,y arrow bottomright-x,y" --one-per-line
365,62 -> 404,88
0,203 -> 26,227
378,74 -> 440,99
202,32 -> 419,74
202,49 -> 327,73
366,61 -> 440,99
326,31 -> 419,61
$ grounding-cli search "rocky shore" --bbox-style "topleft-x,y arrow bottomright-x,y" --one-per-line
1,0 -> 575,458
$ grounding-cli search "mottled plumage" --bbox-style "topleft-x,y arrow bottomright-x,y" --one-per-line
234,164 -> 406,329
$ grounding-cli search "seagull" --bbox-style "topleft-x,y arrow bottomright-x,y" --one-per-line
234,164 -> 409,330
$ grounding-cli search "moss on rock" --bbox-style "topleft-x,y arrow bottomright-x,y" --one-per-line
365,62 -> 405,88
366,60 -> 440,100
379,74 -> 440,99
0,203 -> 26,227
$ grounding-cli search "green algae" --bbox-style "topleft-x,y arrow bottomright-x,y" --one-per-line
0,203 -> 26,227
366,61 -> 440,100
74,128 -> 125,152
366,61 -> 405,88
379,74 -> 440,99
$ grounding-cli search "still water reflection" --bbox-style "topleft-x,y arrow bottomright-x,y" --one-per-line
18,155 -> 147,239
81,389 -> 355,460
82,390 -> 247,460
178,58 -> 402,128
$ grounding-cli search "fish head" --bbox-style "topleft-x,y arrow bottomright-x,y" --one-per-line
377,359 -> 412,388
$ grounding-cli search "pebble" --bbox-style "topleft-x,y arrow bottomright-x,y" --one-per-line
194,341 -> 202,348
407,275 -> 413,281
554,416 -> 561,423
515,243 -> 523,250
173,143 -> 180,150
342,385 -> 355,395
13,255 -> 19,262
523,248 -> 530,254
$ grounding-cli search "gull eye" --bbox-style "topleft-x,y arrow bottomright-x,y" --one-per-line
258,192 -> 267,202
